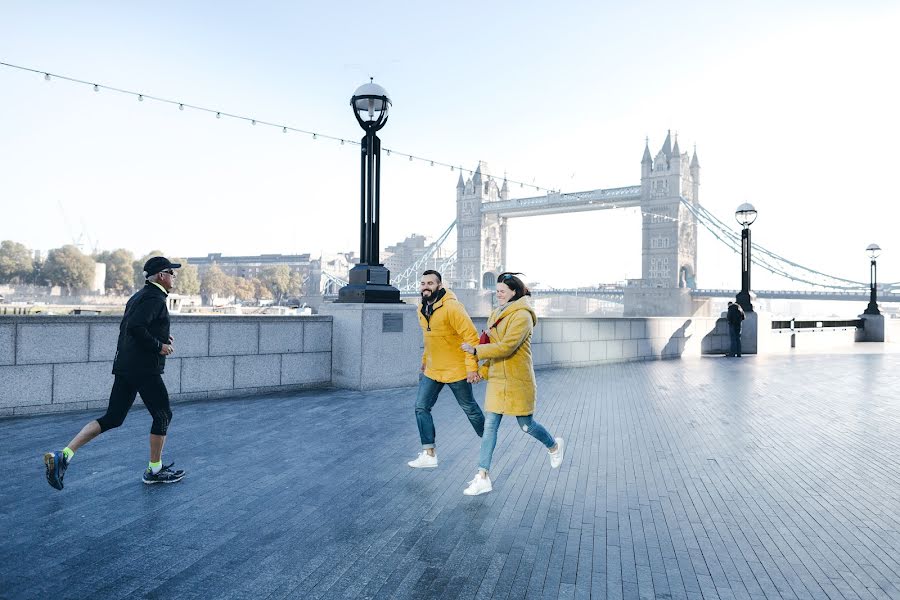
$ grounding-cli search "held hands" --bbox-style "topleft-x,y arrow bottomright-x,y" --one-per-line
466,371 -> 482,384
159,343 -> 175,356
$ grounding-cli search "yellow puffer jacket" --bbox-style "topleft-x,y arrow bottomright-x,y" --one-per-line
418,288 -> 479,383
475,296 -> 538,416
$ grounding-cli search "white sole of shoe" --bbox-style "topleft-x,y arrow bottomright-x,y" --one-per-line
142,473 -> 186,485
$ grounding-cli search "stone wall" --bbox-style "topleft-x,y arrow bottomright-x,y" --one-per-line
0,312 -> 740,418
0,315 -> 332,417
473,315 -> 730,369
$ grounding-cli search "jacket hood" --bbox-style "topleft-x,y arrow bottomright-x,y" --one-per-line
497,296 -> 537,325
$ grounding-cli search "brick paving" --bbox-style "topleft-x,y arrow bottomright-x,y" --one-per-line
2,352 -> 900,599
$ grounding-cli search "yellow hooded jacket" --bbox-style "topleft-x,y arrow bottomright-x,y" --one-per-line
418,288 -> 479,383
475,296 -> 538,416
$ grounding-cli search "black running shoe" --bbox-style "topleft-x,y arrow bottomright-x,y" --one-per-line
142,463 -> 186,485
43,451 -> 68,490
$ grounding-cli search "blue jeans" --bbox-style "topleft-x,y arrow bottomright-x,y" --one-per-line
478,411 -> 555,471
729,324 -> 742,356
415,375 -> 484,449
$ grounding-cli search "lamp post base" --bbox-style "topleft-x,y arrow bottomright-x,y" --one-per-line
336,264 -> 401,304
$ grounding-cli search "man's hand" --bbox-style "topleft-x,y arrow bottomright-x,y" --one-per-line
466,371 -> 481,384
159,343 -> 174,356
461,343 -> 475,354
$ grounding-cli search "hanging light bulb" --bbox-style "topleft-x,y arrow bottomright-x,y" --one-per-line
44,73 -> 50,81
430,161 -> 434,166
340,139 -> 344,145
283,126 -> 287,133
138,95 -> 144,102
312,133 -> 317,139
251,119 -> 256,126
408,155 -> 412,162
216,112 -> 221,119
450,165 -> 454,171
93,84 -> 99,92
385,149 -> 390,155
179,104 -> 184,111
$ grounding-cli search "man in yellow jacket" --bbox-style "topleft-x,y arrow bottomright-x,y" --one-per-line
408,270 -> 484,469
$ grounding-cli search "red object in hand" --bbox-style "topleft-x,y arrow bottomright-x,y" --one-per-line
479,330 -> 490,345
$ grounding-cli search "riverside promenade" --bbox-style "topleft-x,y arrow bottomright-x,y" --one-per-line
3,349 -> 900,599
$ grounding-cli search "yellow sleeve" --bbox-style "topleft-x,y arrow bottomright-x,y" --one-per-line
450,303 -> 480,372
475,312 -> 532,360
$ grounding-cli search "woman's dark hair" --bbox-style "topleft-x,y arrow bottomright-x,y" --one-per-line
496,272 -> 531,301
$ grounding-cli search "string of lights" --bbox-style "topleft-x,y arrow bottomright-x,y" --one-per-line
0,61 -> 571,194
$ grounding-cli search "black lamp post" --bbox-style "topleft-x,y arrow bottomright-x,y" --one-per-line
864,243 -> 881,315
734,202 -> 757,312
337,79 -> 401,303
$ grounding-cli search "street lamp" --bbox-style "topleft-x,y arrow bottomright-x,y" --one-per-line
734,202 -> 757,312
337,79 -> 401,303
864,243 -> 881,315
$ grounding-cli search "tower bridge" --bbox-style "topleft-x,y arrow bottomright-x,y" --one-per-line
383,131 -> 897,316
450,130 -> 700,315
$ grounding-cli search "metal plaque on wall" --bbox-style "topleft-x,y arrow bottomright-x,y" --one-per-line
382,313 -> 404,333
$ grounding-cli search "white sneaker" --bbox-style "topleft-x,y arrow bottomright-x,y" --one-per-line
407,451 -> 438,469
549,437 -> 565,469
463,473 -> 492,496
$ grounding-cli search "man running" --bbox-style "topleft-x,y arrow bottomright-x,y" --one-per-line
43,256 -> 186,489
407,270 -> 485,468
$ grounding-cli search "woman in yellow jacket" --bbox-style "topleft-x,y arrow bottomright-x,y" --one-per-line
460,273 -> 564,495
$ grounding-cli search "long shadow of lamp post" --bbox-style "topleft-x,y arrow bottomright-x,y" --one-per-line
864,243 -> 881,315
734,202 -> 757,312
337,79 -> 401,304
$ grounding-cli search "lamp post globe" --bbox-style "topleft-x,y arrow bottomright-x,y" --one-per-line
734,203 -> 757,312
734,203 -> 758,227
864,243 -> 882,315
351,79 -> 391,133
337,79 -> 401,303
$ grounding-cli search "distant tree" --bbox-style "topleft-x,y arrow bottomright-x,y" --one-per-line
233,276 -> 256,302
0,240 -> 34,283
43,245 -> 96,294
261,265 -> 292,303
94,248 -> 135,294
133,250 -> 164,289
288,271 -> 304,298
171,258 -> 200,296
253,278 -> 273,301
201,264 -> 230,303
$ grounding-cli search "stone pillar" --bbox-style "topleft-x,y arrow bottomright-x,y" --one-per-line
739,310 -> 772,355
319,303 -> 421,390
855,313 -> 885,342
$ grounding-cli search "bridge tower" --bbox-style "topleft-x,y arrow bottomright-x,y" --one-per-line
640,130 -> 700,288
626,131 -> 702,315
453,161 -> 507,290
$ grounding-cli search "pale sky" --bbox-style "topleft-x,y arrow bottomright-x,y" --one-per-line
1,1 -> 898,291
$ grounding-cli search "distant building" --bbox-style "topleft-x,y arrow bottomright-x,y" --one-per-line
91,262 -> 106,295
185,253 -> 312,279
383,234 -> 428,276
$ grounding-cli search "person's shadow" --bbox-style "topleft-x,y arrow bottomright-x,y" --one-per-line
662,319 -> 692,358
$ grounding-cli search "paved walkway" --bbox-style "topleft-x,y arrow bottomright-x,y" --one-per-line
3,352 -> 900,600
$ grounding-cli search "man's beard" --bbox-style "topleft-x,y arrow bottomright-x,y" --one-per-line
421,290 -> 432,302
